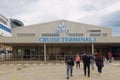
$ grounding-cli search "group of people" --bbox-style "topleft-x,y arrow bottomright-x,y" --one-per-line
65,51 -> 104,79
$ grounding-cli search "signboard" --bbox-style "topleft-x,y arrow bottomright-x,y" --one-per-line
56,22 -> 69,33
38,37 -> 96,43
39,22 -> 96,43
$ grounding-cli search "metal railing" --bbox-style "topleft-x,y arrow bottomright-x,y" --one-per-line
0,54 -> 69,61
1,54 -> 119,61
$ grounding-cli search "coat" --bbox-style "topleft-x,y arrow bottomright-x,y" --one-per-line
82,54 -> 90,66
95,58 -> 104,67
65,55 -> 74,66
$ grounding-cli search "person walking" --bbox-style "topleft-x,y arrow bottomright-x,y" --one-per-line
108,52 -> 112,63
82,53 -> 91,77
75,54 -> 80,69
65,52 -> 74,79
95,52 -> 104,76
90,54 -> 96,70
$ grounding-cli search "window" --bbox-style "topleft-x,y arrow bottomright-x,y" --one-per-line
88,30 -> 101,32
68,33 -> 84,36
17,33 -> 35,37
0,18 -> 7,25
103,33 -> 108,37
10,19 -> 24,28
42,33 -> 59,37
0,15 -> 8,21
90,33 -> 101,37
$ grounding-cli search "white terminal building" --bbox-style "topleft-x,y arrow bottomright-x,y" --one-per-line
0,15 -> 120,61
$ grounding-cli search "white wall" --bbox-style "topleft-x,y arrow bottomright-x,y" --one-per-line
12,20 -> 111,37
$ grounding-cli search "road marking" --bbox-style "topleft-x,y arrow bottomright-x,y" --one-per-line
24,64 -> 29,66
17,64 -> 22,65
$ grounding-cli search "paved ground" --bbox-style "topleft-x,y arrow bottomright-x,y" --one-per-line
0,61 -> 120,80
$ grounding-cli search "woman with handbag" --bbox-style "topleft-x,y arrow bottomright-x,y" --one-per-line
95,52 -> 104,76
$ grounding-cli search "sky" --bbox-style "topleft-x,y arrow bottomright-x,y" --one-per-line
0,0 -> 120,36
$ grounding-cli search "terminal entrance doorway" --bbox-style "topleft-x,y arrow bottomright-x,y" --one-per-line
17,48 -> 37,60
12,43 -> 114,61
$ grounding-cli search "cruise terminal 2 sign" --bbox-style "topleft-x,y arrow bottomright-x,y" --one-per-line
38,22 -> 96,43
38,37 -> 96,43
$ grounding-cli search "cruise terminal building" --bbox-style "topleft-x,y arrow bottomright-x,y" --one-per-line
0,20 -> 120,61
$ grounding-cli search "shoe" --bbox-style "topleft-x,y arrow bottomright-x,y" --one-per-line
84,74 -> 86,77
88,75 -> 90,78
67,77 -> 69,79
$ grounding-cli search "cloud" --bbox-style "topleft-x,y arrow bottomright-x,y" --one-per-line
100,11 -> 120,26
0,0 -> 36,16
78,1 -> 120,23
99,11 -> 120,36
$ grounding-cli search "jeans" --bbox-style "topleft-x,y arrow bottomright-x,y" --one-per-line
91,60 -> 95,70
109,58 -> 112,63
84,65 -> 90,77
76,61 -> 80,68
97,66 -> 102,73
66,64 -> 73,77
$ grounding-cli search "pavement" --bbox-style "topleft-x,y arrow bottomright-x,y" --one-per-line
0,61 -> 120,80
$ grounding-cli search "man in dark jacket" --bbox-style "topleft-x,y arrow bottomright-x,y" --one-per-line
65,53 -> 74,79
82,53 -> 91,77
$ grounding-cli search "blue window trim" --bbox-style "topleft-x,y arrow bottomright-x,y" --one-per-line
0,23 -> 11,33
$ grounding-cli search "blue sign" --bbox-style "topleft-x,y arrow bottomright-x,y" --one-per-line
38,37 -> 96,43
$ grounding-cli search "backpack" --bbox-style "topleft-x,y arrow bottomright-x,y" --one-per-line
66,56 -> 74,66
92,56 -> 96,60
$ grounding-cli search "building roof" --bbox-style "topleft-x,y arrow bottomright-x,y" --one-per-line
13,20 -> 111,30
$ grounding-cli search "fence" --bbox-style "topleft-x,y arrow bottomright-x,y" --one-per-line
0,54 -> 74,61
